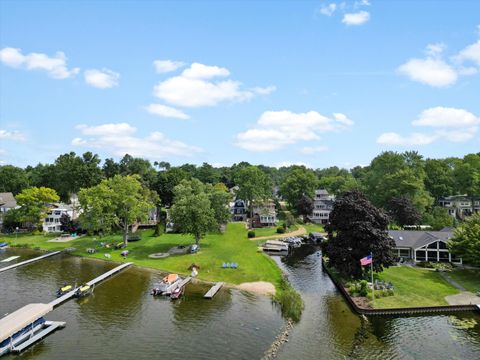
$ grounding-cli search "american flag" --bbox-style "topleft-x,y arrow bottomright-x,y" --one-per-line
360,254 -> 372,266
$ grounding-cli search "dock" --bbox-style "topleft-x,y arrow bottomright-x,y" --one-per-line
50,262 -> 132,307
204,282 -> 224,299
11,321 -> 66,353
1,256 -> 20,263
0,251 -> 61,273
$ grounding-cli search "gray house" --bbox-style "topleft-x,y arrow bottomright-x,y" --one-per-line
308,189 -> 334,225
388,229 -> 461,264
0,192 -> 17,229
439,194 -> 480,220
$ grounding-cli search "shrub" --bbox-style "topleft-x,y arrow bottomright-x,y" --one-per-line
277,226 -> 286,234
374,291 -> 382,299
247,230 -> 256,238
387,289 -> 395,296
153,223 -> 164,237
273,278 -> 304,322
359,280 -> 369,296
32,229 -> 43,235
366,293 -> 373,301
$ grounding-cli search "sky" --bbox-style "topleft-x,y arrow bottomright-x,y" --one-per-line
0,0 -> 479,169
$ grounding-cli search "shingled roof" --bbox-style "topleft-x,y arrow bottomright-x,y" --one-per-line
0,192 -> 17,208
388,230 -> 453,249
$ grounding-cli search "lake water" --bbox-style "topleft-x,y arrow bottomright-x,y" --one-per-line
1,247 -> 479,359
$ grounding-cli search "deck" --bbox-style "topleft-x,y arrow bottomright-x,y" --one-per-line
204,282 -> 224,299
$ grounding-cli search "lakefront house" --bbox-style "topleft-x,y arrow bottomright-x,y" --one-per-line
251,200 -> 277,228
438,194 -> 480,220
308,189 -> 335,225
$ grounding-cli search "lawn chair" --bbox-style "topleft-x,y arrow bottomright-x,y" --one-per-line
222,262 -> 227,268
226,262 -> 231,268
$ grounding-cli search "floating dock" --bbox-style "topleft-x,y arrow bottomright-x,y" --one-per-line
0,251 -> 61,273
11,321 -> 66,353
204,282 -> 224,299
1,256 -> 20,263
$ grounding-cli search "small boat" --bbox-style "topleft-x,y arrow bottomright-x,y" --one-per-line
56,285 -> 73,297
151,273 -> 181,296
75,284 -> 92,298
170,286 -> 184,300
0,243 -> 8,250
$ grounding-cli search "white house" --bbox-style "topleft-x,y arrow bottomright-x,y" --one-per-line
252,200 -> 277,227
438,194 -> 480,220
308,189 -> 335,225
42,204 -> 74,233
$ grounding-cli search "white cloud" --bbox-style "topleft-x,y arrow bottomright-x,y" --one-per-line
397,57 -> 457,87
235,110 -> 353,152
319,3 -> 337,16
153,60 -> 185,73
342,11 -> 370,26
412,107 -> 480,128
84,68 -> 120,89
251,86 -> 277,95
377,107 -> 479,146
0,129 -> 26,141
72,123 -> 202,158
0,47 -> 80,79
145,104 -> 190,120
454,40 -> 480,67
153,62 -> 275,108
300,146 -> 329,154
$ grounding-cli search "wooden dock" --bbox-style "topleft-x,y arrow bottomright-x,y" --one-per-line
204,282 -> 224,299
0,251 -> 61,273
49,262 -> 132,307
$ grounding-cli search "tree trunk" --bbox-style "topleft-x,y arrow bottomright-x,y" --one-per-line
123,220 -> 129,247
195,234 -> 200,245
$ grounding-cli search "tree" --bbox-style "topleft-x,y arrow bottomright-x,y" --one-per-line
325,190 -> 396,279
449,212 -> 480,266
153,167 -> 189,207
422,206 -> 454,230
454,154 -> 480,214
207,183 -> 231,227
195,162 -> 221,184
0,165 -> 29,195
387,196 -> 421,227
295,194 -> 314,219
60,213 -> 79,233
79,175 -> 156,245
26,163 -> 57,189
234,166 -> 272,219
279,166 -> 317,208
170,179 -> 216,244
424,159 -> 454,200
119,154 -> 157,188
15,187 -> 60,228
103,158 -> 121,178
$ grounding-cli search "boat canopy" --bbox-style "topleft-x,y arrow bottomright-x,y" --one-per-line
163,274 -> 179,283
0,303 -> 52,342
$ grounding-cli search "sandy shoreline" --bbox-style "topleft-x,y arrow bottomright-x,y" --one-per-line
235,281 -> 276,296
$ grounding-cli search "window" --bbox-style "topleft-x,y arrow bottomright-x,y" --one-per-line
54,210 -> 61,215
399,249 -> 410,257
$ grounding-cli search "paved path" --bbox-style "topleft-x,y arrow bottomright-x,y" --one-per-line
250,226 -> 307,241
439,272 -> 466,291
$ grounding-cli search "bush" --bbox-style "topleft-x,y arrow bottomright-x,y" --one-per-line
277,226 -> 286,234
32,229 -> 43,235
247,230 -> 256,238
273,278 -> 304,322
153,223 -> 164,237
359,280 -> 369,296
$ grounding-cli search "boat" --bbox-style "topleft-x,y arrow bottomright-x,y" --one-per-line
56,285 -> 73,297
151,273 -> 181,296
0,243 -> 8,250
75,284 -> 92,298
262,240 -> 289,253
170,286 -> 184,300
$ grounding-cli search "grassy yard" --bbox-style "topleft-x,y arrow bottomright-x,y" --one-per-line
252,221 -> 298,238
303,224 -> 325,234
374,266 -> 459,308
1,223 -> 283,287
448,269 -> 480,293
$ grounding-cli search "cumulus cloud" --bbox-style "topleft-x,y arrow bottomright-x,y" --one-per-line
153,62 -> 275,108
342,11 -> 370,26
235,110 -> 353,152
72,123 -> 202,158
0,129 -> 26,141
0,47 -> 79,79
377,107 -> 479,146
153,60 -> 185,73
145,104 -> 190,120
84,68 -> 120,89
398,30 -> 480,87
318,3 -> 337,16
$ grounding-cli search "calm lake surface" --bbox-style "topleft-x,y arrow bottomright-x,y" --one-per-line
1,246 -> 479,359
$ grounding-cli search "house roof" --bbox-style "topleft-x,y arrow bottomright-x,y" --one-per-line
388,230 -> 453,249
315,189 -> 329,195
0,192 -> 17,208
0,303 -> 53,342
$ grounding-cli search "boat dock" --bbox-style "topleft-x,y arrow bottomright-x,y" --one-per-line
204,282 -> 224,299
50,262 -> 132,307
0,251 -> 61,273
177,276 -> 192,288
10,321 -> 66,353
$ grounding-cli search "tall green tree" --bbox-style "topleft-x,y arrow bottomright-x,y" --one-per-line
207,183 -> 232,227
424,159 -> 454,200
15,187 -> 60,228
119,154 -> 157,187
79,175 -> 157,245
279,166 -> 318,208
387,196 -> 422,226
234,166 -> 272,218
422,207 -> 454,230
0,165 -> 29,195
153,167 -> 189,207
170,179 -> 216,244
449,212 -> 480,266
325,190 -> 395,279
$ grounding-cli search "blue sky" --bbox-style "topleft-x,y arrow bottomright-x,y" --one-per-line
1,0 -> 479,169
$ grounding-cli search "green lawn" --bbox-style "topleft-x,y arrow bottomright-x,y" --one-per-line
251,221 -> 298,238
448,269 -> 480,293
374,266 -> 459,308
1,223 -> 283,287
303,224 -> 325,233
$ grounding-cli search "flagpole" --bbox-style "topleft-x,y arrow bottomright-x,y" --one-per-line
371,252 -> 374,308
